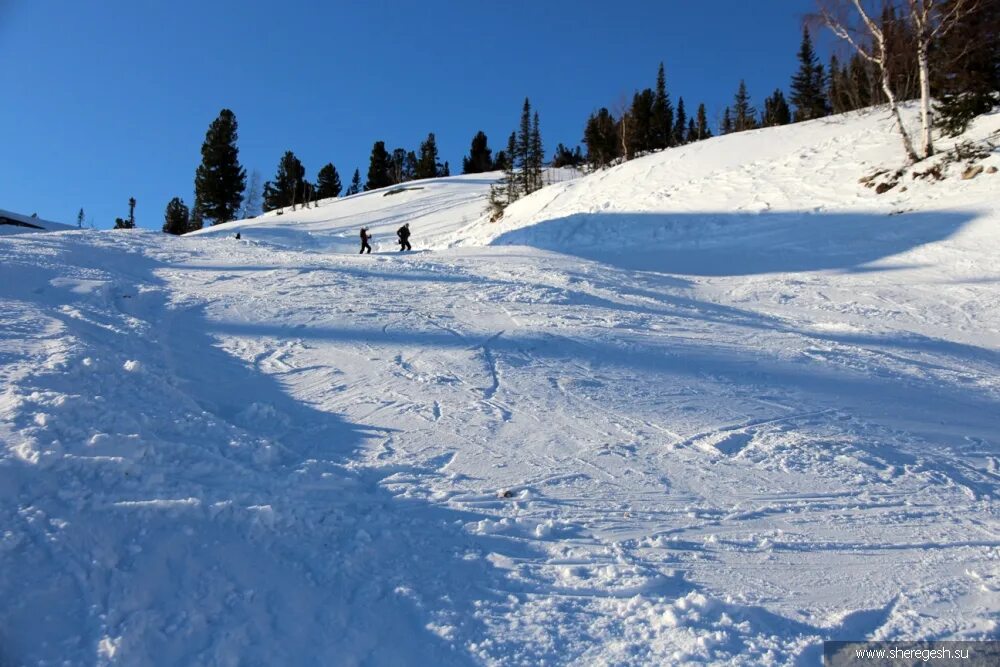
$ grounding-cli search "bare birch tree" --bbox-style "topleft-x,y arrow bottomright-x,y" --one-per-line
818,0 -> 920,163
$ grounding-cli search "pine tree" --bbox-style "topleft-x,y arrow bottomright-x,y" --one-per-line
162,197 -> 191,235
316,163 -> 342,199
651,62 -> 674,149
365,141 -> 392,191
76,208 -> 84,229
790,27 -> 829,122
529,111 -> 543,192
389,148 -> 407,184
673,97 -> 687,145
113,197 -> 136,229
189,198 -> 204,232
828,55 -> 851,115
761,89 -> 791,126
694,103 -> 712,141
415,133 -> 439,180
404,151 -> 418,180
262,151 -> 306,211
493,150 -> 508,171
488,131 -> 519,220
933,0 -> 1000,136
440,161 -> 450,177
721,106 -> 734,134
583,107 -> 619,168
686,118 -> 697,143
463,131 -> 494,173
516,98 -> 533,195
733,81 -> 757,132
194,109 -> 246,225
627,88 -> 655,157
346,169 -> 362,196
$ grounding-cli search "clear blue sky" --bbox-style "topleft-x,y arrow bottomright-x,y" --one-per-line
0,0 -> 825,229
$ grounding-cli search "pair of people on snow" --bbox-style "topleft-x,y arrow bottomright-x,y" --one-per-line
361,224 -> 412,253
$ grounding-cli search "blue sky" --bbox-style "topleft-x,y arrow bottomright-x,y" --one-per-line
0,0 -> 824,229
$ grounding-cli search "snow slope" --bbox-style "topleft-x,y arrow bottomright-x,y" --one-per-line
0,208 -> 75,235
2,107 -> 999,665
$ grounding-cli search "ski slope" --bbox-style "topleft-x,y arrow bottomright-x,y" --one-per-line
2,106 -> 999,665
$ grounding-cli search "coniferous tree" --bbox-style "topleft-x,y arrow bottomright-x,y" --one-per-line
934,0 -> 1000,136
529,111 -> 543,191
114,197 -> 136,229
651,62 -> 674,149
316,163 -> 342,199
415,133 -> 440,180
721,106 -> 734,134
516,98 -> 533,194
761,89 -> 792,126
388,148 -> 407,184
627,88 -> 656,156
552,144 -> 584,168
489,131 -> 519,220
76,208 -> 84,229
694,103 -> 712,141
462,131 -> 494,174
687,118 -> 697,143
162,197 -> 191,235
790,27 -> 829,122
403,151 -> 418,180
440,161 -> 450,177
673,97 -> 687,145
346,169 -> 362,196
194,109 -> 246,225
189,198 -> 204,232
365,141 -> 392,191
828,55 -> 851,115
583,107 -> 619,168
493,150 -> 508,171
732,81 -> 757,132
262,151 -> 306,211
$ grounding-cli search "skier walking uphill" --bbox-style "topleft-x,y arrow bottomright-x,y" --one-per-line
359,227 -> 371,254
397,223 -> 412,251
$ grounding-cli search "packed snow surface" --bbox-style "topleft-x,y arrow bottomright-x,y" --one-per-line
3,107 -> 1000,665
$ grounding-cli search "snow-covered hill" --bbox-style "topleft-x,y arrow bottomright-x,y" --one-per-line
0,208 -> 75,235
2,106 -> 999,665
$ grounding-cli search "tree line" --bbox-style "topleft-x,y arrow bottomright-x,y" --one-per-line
136,0 -> 996,233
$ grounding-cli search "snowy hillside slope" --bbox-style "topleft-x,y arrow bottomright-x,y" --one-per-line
0,208 -> 75,235
2,106 -> 1000,665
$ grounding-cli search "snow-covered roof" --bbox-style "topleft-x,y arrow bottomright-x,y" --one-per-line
0,208 -> 75,235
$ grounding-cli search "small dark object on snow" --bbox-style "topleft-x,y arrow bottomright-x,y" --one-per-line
962,165 -> 984,180
235,232 -> 241,240
397,223 -> 412,251
874,182 -> 896,194
499,489 -> 514,499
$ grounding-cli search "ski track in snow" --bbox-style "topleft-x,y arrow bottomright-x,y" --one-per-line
2,107 -> 1000,665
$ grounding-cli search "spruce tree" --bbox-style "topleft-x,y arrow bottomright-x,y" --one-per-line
721,106 -> 734,134
627,88 -> 655,156
516,98 -> 533,195
416,133 -> 439,179
933,0 -> 1000,136
162,197 -> 191,235
316,163 -> 342,199
462,131 -> 494,174
404,151 -> 418,180
529,111 -> 543,192
262,151 -> 306,211
733,81 -> 757,132
77,208 -> 84,229
790,27 -> 829,122
390,149 -> 407,184
673,97 -> 687,145
113,197 -> 136,229
694,103 -> 712,141
194,109 -> 246,225
346,169 -> 362,196
762,89 -> 791,126
440,161 -> 450,177
583,107 -> 619,168
365,141 -> 392,191
651,62 -> 674,149
189,199 -> 204,232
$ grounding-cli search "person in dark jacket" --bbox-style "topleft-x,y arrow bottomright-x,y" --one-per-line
359,227 -> 371,254
397,223 -> 411,251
